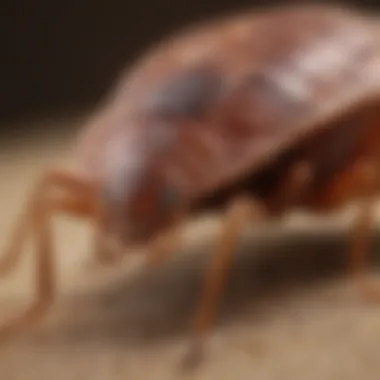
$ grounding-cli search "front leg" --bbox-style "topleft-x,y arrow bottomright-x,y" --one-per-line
0,170 -> 97,341
0,170 -> 96,276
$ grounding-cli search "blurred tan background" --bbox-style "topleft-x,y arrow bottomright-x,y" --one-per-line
2,0 -> 380,379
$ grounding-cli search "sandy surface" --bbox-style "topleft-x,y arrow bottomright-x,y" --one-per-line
0,117 -> 380,379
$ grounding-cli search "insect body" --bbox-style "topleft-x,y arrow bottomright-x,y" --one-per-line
1,3 -> 380,363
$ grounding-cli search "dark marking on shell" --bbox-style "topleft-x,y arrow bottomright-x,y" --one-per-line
144,66 -> 224,119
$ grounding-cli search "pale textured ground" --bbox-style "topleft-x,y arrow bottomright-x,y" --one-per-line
0,116 -> 380,379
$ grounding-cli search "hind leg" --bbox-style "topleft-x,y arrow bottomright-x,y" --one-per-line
320,160 -> 380,300
348,194 -> 380,300
319,158 -> 380,301
346,162 -> 380,300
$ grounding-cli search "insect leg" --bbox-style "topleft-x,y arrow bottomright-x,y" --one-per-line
184,196 -> 266,367
347,162 -> 380,300
0,170 -> 95,276
0,170 -> 97,341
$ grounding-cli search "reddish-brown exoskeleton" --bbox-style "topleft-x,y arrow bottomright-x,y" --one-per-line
1,3 -> 380,362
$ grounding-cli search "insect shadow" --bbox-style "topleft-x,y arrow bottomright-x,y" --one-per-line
27,221 -> 380,348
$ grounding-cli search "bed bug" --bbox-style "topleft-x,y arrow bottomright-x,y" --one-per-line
1,2 -> 380,364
